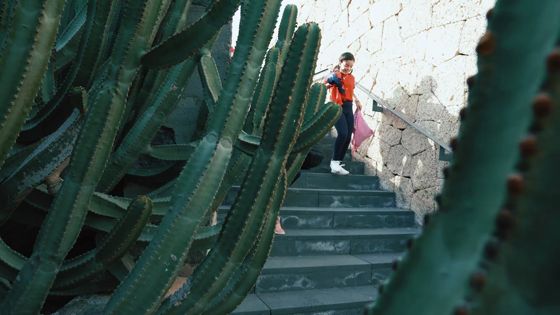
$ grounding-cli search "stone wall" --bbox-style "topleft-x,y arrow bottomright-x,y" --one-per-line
281,0 -> 496,219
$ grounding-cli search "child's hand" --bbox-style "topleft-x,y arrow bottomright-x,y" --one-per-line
326,73 -> 341,86
326,74 -> 346,94
355,99 -> 362,110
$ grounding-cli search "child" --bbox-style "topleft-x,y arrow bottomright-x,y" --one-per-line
325,52 -> 362,175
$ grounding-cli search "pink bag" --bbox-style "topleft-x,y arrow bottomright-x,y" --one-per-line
352,109 -> 374,152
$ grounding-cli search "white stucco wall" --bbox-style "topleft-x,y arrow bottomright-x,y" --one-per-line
278,0 -> 497,218
233,0 -> 495,217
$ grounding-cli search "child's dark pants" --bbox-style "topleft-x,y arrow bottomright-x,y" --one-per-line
333,101 -> 354,161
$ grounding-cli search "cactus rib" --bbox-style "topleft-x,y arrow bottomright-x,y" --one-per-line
54,1 -> 86,52
274,4 -> 298,67
247,47 -> 279,135
0,0 -> 66,169
199,49 -> 223,105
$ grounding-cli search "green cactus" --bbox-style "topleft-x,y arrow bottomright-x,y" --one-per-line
275,4 -> 297,56
52,195 -> 153,291
464,50 -> 560,315
0,1 -> 173,313
365,1 -> 560,315
96,56 -> 198,191
202,178 -> 286,315
0,0 -> 66,169
0,195 -> 152,294
0,0 -> 338,313
245,47 -> 280,134
198,48 -> 223,106
141,0 -> 241,69
102,1 -> 283,313
0,88 -> 85,221
158,22 -> 322,315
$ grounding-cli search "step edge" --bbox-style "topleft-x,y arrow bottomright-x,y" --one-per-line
262,254 -> 399,271
255,285 -> 378,312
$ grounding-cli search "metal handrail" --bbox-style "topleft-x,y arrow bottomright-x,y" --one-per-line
314,69 -> 453,161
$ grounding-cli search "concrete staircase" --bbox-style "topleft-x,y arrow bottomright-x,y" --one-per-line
219,149 -> 419,315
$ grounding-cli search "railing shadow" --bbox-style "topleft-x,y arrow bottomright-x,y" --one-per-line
353,76 -> 457,222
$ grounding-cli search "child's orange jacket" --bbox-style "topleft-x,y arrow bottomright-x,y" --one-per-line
326,72 -> 355,105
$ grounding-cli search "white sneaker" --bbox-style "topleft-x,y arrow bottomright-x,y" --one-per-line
330,160 -> 350,175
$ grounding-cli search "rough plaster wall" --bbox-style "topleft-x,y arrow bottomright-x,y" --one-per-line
285,0 -> 496,219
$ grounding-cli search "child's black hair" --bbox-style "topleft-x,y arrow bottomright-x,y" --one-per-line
338,52 -> 355,62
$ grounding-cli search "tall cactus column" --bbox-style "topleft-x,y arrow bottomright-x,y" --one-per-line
465,47 -> 560,315
365,1 -> 560,315
158,22 -> 323,315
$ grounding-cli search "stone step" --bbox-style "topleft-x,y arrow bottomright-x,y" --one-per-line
233,294 -> 270,315
217,207 -> 415,229
233,286 -> 378,315
224,188 -> 395,208
283,188 -> 395,208
279,207 -> 416,229
256,253 -> 400,293
309,161 -> 365,175
270,228 -> 418,256
291,172 -> 379,190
